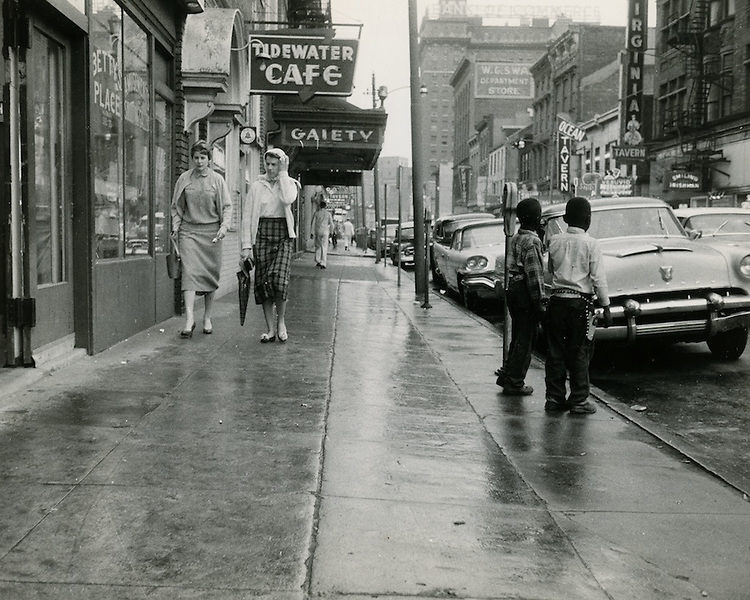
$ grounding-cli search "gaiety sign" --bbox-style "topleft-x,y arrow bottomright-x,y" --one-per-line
281,124 -> 379,147
249,34 -> 358,96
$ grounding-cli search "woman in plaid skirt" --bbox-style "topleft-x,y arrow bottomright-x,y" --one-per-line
240,148 -> 300,343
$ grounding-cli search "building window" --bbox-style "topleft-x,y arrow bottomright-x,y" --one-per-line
709,0 -> 735,26
91,1 -> 172,260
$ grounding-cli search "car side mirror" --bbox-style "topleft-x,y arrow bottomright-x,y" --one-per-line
687,229 -> 702,240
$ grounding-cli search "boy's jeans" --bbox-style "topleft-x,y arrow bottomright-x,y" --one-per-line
504,280 -> 539,389
544,296 -> 593,406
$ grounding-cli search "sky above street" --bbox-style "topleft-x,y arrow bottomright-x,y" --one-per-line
330,0 -> 656,162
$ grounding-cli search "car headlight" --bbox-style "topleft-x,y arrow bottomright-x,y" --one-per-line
465,256 -> 489,271
740,255 -> 750,278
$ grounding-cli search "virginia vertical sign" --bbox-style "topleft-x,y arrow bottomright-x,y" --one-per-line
614,0 -> 648,164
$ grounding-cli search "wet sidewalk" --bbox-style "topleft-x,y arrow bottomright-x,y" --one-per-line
1,254 -> 749,599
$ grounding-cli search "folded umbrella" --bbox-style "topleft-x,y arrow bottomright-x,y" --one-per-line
237,258 -> 254,326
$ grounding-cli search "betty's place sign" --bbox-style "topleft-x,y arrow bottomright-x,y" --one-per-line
249,34 -> 358,96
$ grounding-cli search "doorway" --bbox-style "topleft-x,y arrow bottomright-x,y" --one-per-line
26,22 -> 75,350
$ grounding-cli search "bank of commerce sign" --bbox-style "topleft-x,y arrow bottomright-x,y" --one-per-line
249,34 -> 358,96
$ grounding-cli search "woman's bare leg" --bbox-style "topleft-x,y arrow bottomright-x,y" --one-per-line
183,290 -> 196,331
262,299 -> 276,337
276,299 -> 288,339
203,292 -> 215,331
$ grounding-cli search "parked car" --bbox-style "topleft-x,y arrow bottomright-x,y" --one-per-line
431,212 -> 496,286
389,221 -> 415,267
368,222 -> 399,257
433,219 -> 505,309
541,197 -> 750,359
673,207 -> 750,247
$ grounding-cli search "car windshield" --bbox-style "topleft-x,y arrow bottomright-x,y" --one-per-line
398,227 -> 414,241
685,213 -> 750,236
547,206 -> 685,240
461,224 -> 503,248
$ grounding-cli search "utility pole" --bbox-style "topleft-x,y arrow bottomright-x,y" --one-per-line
372,72 -> 382,263
408,0 -> 429,308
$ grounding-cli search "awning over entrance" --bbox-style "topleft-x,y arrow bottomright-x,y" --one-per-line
182,8 -> 247,131
270,96 -> 387,182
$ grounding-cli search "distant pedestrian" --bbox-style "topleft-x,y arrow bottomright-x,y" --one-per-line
170,140 -> 232,339
544,196 -> 612,414
331,221 -> 340,248
342,218 -> 355,250
240,148 -> 299,343
497,198 -> 545,395
311,197 -> 334,268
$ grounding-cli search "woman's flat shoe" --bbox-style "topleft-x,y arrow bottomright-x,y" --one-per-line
203,328 -> 212,335
260,333 -> 276,343
180,323 -> 196,339
277,326 -> 288,342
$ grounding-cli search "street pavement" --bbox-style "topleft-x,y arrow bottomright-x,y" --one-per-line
1,250 -> 749,599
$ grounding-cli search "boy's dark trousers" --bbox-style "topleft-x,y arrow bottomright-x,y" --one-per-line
504,279 -> 539,389
544,296 -> 593,406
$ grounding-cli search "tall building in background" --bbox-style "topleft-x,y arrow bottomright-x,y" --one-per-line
418,0 -> 601,213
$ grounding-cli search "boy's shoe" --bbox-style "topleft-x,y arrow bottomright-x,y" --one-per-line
569,401 -> 597,414
502,385 -> 533,396
544,398 -> 567,412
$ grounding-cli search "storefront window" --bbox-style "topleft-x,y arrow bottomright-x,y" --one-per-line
32,29 -> 67,285
91,0 -> 124,259
154,46 -> 173,254
90,2 -> 173,260
123,14 -> 150,256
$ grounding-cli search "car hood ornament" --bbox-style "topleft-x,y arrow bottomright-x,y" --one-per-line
660,265 -> 673,282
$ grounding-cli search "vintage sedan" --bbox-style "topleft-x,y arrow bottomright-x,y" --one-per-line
388,221 -> 415,267
673,207 -> 750,248
434,219 -> 505,309
431,212 -> 496,285
542,197 -> 750,359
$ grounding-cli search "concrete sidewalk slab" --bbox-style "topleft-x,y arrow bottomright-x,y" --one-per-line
0,254 -> 748,600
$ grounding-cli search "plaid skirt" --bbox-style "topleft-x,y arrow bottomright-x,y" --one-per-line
254,217 -> 293,304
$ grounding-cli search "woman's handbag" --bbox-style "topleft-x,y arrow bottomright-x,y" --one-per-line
166,237 -> 181,279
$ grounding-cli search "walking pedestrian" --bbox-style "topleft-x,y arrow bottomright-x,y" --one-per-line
311,197 -> 334,268
342,218 -> 355,250
331,220 -> 339,249
240,147 -> 300,343
544,196 -> 612,414
497,198 -> 545,395
170,140 -> 232,338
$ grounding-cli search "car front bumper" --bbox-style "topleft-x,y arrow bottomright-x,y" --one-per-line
593,295 -> 750,342
461,272 -> 503,298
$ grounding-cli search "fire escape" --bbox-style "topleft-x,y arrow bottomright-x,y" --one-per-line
287,0 -> 332,28
664,0 -> 729,182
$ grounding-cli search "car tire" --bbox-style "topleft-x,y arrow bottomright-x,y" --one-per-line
432,267 -> 445,288
460,281 -> 476,311
707,327 -> 748,360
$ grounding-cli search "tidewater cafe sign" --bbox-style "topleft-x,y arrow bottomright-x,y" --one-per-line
249,34 -> 358,96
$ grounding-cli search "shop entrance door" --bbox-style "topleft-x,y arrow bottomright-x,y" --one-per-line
27,23 -> 75,350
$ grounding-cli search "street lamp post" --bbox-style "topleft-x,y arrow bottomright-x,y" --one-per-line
408,0 -> 430,308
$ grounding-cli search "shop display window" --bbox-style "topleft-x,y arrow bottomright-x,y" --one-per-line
91,0 -> 172,260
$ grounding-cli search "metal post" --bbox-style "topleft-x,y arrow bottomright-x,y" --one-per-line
374,161 -> 381,263
383,185 -> 388,267
372,72 -> 382,263
408,0 -> 428,306
8,46 -> 25,365
397,166 -> 402,286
